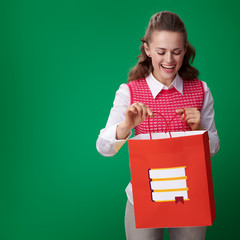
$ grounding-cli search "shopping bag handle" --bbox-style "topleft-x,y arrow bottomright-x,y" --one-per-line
147,109 -> 186,140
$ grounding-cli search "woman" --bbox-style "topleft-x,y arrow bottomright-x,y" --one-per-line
96,11 -> 219,240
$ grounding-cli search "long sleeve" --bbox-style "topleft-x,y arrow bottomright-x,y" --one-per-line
201,82 -> 220,157
96,84 -> 131,156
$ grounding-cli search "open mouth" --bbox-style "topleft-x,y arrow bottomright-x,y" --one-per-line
161,64 -> 175,69
161,64 -> 176,73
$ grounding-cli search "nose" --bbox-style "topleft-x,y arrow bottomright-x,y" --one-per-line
165,52 -> 173,63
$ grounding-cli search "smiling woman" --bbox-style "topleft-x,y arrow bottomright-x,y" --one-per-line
128,11 -> 198,83
144,31 -> 186,86
96,11 -> 219,240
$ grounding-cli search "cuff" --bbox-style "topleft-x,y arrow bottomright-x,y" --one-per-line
208,131 -> 220,157
97,123 -> 132,156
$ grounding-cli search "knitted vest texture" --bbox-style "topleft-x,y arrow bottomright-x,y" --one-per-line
127,78 -> 204,135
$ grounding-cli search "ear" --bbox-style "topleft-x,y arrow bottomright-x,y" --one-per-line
143,43 -> 150,56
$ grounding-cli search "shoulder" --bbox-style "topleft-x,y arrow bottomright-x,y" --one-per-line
191,78 -> 211,94
198,80 -> 214,102
183,78 -> 209,92
127,78 -> 146,86
114,78 -> 146,98
187,79 -> 214,102
111,83 -> 131,107
189,78 -> 211,92
200,80 -> 210,93
127,78 -> 147,93
115,83 -> 130,97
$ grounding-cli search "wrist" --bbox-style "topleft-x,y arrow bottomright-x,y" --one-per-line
116,122 -> 132,140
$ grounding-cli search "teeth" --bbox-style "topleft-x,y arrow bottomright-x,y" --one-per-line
161,65 -> 175,69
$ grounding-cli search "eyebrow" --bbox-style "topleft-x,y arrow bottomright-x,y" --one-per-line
155,47 -> 183,50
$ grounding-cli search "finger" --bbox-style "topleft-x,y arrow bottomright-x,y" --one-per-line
129,103 -> 140,115
127,105 -> 138,115
141,105 -> 148,119
184,107 -> 197,112
187,112 -> 201,122
176,108 -> 184,115
134,103 -> 143,117
183,108 -> 199,119
138,103 -> 152,118
180,112 -> 189,121
147,107 -> 154,118
138,103 -> 151,119
184,108 -> 199,116
187,119 -> 197,124
184,113 -> 196,121
187,119 -> 200,126
137,103 -> 153,117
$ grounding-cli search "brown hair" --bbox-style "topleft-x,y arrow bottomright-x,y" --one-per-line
127,11 -> 199,82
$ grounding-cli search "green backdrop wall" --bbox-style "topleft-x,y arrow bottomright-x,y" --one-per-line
1,0 -> 239,239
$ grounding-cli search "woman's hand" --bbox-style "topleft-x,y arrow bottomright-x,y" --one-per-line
116,102 -> 154,140
124,102 -> 154,130
176,108 -> 204,131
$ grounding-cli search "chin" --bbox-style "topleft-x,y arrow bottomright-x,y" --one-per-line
161,71 -> 177,80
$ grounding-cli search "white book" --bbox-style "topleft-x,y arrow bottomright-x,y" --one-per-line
150,179 -> 187,190
149,167 -> 186,179
152,190 -> 189,202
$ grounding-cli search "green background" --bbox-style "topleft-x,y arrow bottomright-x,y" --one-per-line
1,0 -> 239,239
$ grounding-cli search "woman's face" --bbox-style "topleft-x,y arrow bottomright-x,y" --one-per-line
144,31 -> 186,86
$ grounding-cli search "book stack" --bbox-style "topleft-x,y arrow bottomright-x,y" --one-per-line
148,166 -> 189,203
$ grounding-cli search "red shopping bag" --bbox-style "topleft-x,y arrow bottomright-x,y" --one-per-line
128,113 -> 216,228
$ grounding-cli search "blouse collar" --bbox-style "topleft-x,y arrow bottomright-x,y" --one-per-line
146,72 -> 183,99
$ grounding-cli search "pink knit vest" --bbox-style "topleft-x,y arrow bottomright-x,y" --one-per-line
127,78 -> 204,135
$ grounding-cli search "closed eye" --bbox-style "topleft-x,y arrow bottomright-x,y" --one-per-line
173,52 -> 182,55
157,52 -> 182,56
